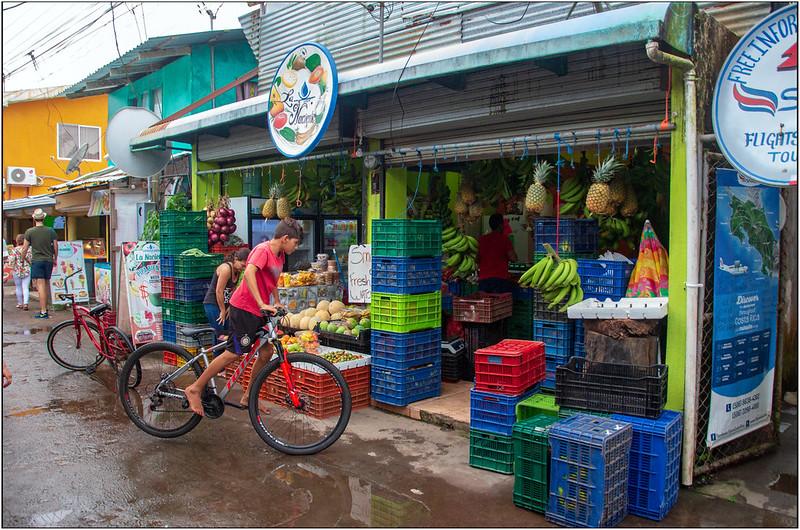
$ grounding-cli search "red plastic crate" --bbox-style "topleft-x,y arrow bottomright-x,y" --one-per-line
210,244 -> 250,256
452,292 -> 513,323
161,277 -> 176,301
474,339 -> 545,395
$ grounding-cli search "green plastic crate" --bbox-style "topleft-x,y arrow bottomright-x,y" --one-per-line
162,300 -> 207,324
372,219 -> 442,257
164,254 -> 223,279
469,429 -> 514,474
512,414 -> 557,513
371,291 -> 441,333
516,393 -> 560,421
159,210 -> 207,227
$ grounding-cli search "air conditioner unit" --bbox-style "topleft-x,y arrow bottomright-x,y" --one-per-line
7,166 -> 37,186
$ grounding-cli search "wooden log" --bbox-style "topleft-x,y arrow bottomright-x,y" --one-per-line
584,329 -> 660,366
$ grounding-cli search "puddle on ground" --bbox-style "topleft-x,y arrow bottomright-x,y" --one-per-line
4,328 -> 49,336
769,473 -> 798,495
5,406 -> 50,418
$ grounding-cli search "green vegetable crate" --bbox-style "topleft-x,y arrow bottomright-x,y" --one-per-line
371,220 -> 442,258
469,429 -> 514,474
162,300 -> 207,324
516,393 -> 559,421
513,414 -> 558,513
160,254 -> 223,279
370,291 -> 441,333
159,210 -> 208,235
159,236 -> 209,256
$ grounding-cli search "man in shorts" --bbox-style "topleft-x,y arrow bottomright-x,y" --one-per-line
21,208 -> 58,319
184,218 -> 303,415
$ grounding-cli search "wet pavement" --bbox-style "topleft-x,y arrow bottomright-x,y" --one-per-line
2,293 -> 797,527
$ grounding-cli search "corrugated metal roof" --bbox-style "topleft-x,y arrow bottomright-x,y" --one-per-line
698,2 -> 772,35
2,85 -> 69,106
2,194 -> 56,212
131,3 -> 686,150
61,29 -> 248,98
48,166 -> 129,192
239,8 -> 261,65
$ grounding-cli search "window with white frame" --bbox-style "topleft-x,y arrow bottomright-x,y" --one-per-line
57,123 -> 101,161
152,88 -> 163,118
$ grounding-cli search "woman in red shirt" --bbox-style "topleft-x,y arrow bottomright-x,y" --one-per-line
477,214 -> 518,293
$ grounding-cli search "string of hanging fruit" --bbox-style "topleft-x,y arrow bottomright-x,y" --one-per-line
442,225 -> 478,280
207,195 -> 237,247
262,183 -> 293,219
518,246 -> 583,312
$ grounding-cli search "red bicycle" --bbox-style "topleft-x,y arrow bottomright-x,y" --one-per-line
46,268 -> 141,386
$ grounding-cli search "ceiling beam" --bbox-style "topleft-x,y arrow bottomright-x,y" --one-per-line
136,47 -> 191,60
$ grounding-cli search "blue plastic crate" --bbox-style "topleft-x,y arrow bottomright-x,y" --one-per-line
469,386 -> 539,436
577,259 -> 636,301
162,320 -> 177,342
610,410 -> 682,521
446,279 -> 462,297
372,256 -> 442,295
542,373 -> 556,392
371,364 -> 442,406
443,294 -> 453,313
574,218 -> 599,255
534,218 -> 577,256
533,320 -> 574,360
371,328 -> 442,370
547,414 -> 633,528
172,278 -> 212,302
513,285 -> 535,301
574,320 -> 585,358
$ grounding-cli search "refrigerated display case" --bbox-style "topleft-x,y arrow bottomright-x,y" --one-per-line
321,217 -> 360,279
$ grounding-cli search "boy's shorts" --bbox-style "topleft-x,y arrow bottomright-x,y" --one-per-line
30,261 -> 54,280
229,306 -> 266,355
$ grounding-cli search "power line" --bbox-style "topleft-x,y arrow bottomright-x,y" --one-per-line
128,2 -> 143,43
111,2 -> 122,57
2,2 -> 26,11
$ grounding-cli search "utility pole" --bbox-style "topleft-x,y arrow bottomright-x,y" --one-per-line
197,2 -> 222,30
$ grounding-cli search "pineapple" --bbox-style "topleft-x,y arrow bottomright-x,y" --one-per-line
586,155 -> 623,215
277,188 -> 292,219
524,161 -> 552,213
609,177 -> 626,206
454,198 -> 468,215
620,183 -> 639,217
262,184 -> 279,219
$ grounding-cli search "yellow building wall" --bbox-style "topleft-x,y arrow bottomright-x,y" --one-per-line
2,94 -> 109,200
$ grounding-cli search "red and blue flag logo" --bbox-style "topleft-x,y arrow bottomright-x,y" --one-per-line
732,84 -> 779,115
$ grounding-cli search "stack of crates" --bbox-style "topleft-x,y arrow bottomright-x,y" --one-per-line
469,339 -> 545,474
533,317 -> 575,392
513,414 -> 558,513
370,220 -> 443,406
508,286 -> 535,340
546,414 -> 633,528
533,218 -> 598,261
159,210 -> 221,357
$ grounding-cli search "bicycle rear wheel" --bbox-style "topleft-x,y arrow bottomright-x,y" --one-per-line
47,319 -> 104,371
104,326 -> 141,388
118,342 -> 203,438
248,352 -> 352,455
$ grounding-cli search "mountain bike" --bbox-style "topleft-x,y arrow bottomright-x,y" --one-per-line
46,268 -> 141,386
117,308 -> 352,455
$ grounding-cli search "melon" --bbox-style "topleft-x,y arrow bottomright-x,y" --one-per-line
315,309 -> 331,321
303,308 -> 316,317
317,300 -> 330,312
308,317 -> 320,330
300,316 -> 310,330
330,312 -> 343,321
329,300 -> 345,314
289,313 -> 302,329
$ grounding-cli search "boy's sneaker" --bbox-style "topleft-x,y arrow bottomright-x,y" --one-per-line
34,312 -> 49,319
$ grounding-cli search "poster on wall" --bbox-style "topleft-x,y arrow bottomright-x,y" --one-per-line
50,241 -> 89,304
122,241 -> 162,346
94,262 -> 112,305
88,190 -> 111,216
707,168 -> 780,447
347,245 -> 371,303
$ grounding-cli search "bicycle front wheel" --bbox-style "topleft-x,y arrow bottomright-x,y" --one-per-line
249,352 -> 352,455
47,320 -> 104,371
118,342 -> 203,438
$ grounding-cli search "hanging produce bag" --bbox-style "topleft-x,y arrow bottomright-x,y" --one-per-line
626,220 -> 668,297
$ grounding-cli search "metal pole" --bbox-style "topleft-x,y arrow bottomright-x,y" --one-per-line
379,2 -> 385,63
195,149 -> 351,175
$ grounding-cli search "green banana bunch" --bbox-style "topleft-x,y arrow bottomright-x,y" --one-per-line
518,255 -> 584,312
442,227 -> 478,280
558,177 -> 588,215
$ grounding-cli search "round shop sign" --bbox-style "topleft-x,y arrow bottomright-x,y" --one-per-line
267,42 -> 338,158
712,5 -> 798,186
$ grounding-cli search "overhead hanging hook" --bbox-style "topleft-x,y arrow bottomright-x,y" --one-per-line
596,129 -> 601,160
433,146 -> 439,173
624,127 -> 631,161
612,128 -> 621,157
521,138 -> 529,160
570,131 -> 578,168
534,136 -> 539,163
407,150 -> 423,212
498,139 -> 504,158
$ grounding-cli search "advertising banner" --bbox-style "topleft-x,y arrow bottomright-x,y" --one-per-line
88,189 -> 111,216
707,168 -> 780,447
347,244 -> 371,303
50,241 -> 89,304
94,262 -> 112,305
122,241 -> 162,346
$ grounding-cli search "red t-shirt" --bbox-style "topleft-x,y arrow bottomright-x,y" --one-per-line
229,241 -> 285,316
477,231 -> 513,280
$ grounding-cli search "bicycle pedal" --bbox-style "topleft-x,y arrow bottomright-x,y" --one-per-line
223,401 -> 247,410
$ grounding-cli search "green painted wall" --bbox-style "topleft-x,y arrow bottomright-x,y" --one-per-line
191,147 -> 220,211
385,168 -> 408,219
665,68 -> 687,412
366,139 -> 382,243
108,40 -> 256,120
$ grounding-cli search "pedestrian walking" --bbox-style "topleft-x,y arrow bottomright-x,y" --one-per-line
20,208 -> 58,319
203,247 -> 250,340
9,234 -> 32,310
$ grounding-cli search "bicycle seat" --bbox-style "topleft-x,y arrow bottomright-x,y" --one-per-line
88,303 -> 110,316
179,326 -> 216,338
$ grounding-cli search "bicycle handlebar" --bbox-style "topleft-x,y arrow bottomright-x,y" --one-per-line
63,268 -> 83,281
261,307 -> 288,318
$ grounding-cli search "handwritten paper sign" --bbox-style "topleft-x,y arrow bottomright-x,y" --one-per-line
348,244 -> 371,303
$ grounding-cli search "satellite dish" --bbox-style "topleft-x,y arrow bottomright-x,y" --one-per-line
106,107 -> 170,177
66,143 -> 89,175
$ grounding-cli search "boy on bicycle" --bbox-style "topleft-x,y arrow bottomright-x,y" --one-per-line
184,218 -> 303,416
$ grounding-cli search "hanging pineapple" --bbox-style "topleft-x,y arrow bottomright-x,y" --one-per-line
608,177 -> 627,207
460,183 -> 476,205
262,184 -> 279,219
586,155 -> 624,215
524,160 -> 553,214
454,198 -> 468,216
620,183 -> 639,217
276,189 -> 292,220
